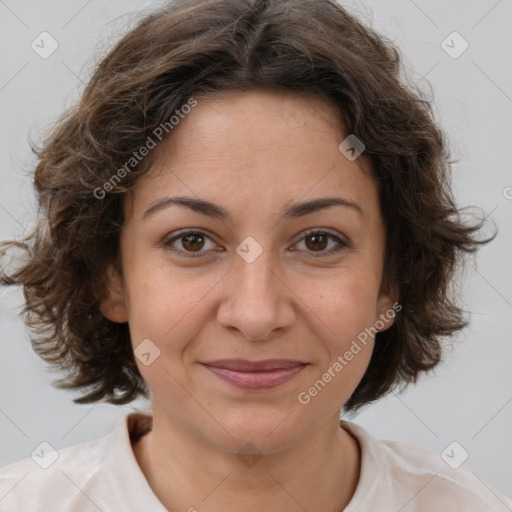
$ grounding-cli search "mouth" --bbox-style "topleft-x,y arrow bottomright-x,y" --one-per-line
201,359 -> 308,390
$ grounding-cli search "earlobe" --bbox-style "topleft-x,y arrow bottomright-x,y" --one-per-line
99,263 -> 129,323
376,283 -> 400,332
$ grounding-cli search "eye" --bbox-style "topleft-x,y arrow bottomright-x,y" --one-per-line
163,230 -> 218,258
291,229 -> 348,257
163,228 -> 348,259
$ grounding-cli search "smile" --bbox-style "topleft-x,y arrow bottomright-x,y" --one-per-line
201,360 -> 308,390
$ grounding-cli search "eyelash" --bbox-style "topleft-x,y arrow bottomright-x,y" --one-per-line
162,228 -> 349,259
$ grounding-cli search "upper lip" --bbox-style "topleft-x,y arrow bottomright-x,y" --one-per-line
202,359 -> 308,372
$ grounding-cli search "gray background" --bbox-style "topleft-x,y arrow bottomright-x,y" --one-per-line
1,0 -> 511,500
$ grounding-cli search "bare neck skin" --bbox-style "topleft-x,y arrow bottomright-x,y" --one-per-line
132,400 -> 361,512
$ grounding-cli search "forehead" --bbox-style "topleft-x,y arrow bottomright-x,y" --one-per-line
124,89 -> 377,223
156,89 -> 344,159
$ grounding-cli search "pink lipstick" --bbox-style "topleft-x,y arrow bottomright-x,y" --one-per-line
201,359 -> 307,390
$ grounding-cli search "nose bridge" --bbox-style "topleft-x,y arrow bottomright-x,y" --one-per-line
233,237 -> 279,304
217,236 -> 293,340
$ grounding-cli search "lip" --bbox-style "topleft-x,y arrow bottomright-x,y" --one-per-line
201,359 -> 308,390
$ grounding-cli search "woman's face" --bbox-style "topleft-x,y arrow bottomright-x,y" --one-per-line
103,89 -> 395,454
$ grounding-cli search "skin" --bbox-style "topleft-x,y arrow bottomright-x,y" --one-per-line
100,89 -> 396,512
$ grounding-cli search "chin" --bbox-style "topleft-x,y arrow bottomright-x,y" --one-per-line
204,408 -> 312,455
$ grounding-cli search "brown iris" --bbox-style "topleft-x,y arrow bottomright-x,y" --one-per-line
304,233 -> 328,252
181,232 -> 205,252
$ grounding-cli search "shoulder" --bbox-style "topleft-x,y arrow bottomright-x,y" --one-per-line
342,421 -> 512,512
0,428 -> 111,511
0,412 -> 155,512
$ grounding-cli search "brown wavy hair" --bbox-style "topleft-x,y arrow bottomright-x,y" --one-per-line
0,0 -> 494,412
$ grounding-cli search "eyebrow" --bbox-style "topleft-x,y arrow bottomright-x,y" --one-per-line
142,195 -> 364,221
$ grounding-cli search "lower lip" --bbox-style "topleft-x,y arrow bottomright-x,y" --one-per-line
203,364 -> 307,390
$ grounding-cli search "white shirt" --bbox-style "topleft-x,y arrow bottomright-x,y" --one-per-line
0,412 -> 510,511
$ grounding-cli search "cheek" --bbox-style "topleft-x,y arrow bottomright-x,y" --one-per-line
124,258 -> 225,362
295,268 -> 381,338
296,278 -> 378,408
296,271 -> 379,387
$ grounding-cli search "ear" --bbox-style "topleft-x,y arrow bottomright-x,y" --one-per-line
99,262 -> 129,323
375,278 -> 400,333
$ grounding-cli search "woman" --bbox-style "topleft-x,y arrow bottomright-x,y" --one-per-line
1,0 -> 510,510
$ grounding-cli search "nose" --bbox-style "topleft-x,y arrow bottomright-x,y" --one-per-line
216,248 -> 296,341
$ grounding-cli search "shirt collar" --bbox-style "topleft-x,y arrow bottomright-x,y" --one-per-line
101,411 -> 167,511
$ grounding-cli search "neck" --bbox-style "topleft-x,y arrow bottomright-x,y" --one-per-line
132,405 -> 361,512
